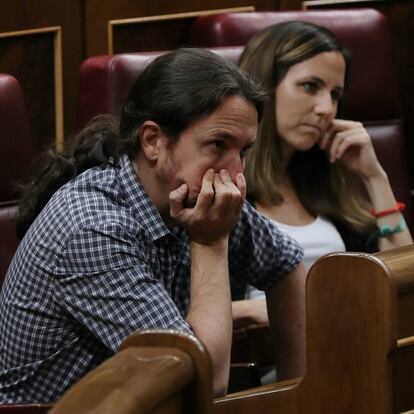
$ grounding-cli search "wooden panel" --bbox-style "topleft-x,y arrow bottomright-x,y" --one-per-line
0,27 -> 63,152
393,344 -> 414,413
0,0 -> 83,140
303,0 -> 389,7
214,248 -> 414,413
84,0 -> 279,56
108,7 -> 255,54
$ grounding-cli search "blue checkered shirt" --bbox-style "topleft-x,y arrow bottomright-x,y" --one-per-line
0,154 -> 303,403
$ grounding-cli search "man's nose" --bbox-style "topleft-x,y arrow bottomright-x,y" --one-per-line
218,155 -> 243,183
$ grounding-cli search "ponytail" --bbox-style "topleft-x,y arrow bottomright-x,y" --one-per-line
17,115 -> 120,238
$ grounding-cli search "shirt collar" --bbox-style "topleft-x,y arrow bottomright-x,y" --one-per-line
118,154 -> 174,242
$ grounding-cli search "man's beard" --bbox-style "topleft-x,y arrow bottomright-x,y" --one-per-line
157,152 -> 199,210
183,195 -> 197,209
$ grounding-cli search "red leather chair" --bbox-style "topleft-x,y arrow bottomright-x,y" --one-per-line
188,9 -> 413,231
0,74 -> 33,288
76,48 -> 243,131
0,202 -> 19,288
76,52 -> 160,131
0,74 -> 33,202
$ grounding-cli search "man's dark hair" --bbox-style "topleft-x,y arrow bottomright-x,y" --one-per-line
119,47 -> 265,157
17,48 -> 265,237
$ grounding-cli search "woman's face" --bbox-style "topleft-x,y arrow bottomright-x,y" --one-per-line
275,51 -> 346,158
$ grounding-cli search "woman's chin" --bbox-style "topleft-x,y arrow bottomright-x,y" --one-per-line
296,141 -> 318,152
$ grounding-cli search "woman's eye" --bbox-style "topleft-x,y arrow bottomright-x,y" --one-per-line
331,89 -> 343,102
302,82 -> 318,94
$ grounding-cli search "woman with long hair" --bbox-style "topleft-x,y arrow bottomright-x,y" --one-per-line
233,21 -> 412,323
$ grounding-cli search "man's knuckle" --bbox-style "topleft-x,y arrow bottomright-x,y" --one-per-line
200,189 -> 214,199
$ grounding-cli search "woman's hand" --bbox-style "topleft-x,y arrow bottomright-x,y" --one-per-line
232,299 -> 269,330
319,119 -> 385,179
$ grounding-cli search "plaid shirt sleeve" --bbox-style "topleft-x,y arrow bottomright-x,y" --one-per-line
53,220 -> 192,351
229,201 -> 304,292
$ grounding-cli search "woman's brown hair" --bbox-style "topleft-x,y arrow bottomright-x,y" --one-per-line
239,20 -> 374,231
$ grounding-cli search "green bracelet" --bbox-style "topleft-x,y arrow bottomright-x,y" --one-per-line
377,216 -> 407,238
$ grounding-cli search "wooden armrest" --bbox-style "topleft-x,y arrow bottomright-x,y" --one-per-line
228,362 -> 261,393
51,329 -> 213,414
232,324 -> 274,366
50,346 -> 194,414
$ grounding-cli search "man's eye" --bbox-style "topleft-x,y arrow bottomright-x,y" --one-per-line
212,140 -> 226,151
240,145 -> 252,159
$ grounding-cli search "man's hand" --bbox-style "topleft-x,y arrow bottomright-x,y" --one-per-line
169,168 -> 246,244
170,168 -> 246,395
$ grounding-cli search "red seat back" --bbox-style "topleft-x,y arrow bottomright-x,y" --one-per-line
0,74 -> 33,202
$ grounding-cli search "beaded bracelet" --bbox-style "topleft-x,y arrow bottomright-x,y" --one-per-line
370,202 -> 405,218
377,216 -> 407,238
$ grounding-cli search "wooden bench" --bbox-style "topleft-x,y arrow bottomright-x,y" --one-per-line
19,244 -> 414,413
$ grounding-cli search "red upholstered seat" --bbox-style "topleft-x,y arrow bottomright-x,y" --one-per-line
189,9 -> 400,123
0,202 -> 19,288
75,47 -> 243,131
0,74 -> 33,288
0,74 -> 33,202
76,52 -> 160,131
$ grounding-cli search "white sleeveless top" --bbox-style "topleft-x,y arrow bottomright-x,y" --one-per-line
247,216 -> 346,300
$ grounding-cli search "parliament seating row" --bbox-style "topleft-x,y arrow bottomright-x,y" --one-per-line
35,245 -> 414,413
3,244 -> 414,412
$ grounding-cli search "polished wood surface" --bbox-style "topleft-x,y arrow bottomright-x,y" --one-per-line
49,330 -> 213,414
84,0 -> 277,56
121,330 -> 213,414
108,7 -> 255,54
49,346 -> 195,414
213,246 -> 414,413
0,0 -> 82,140
0,27 -> 62,153
0,405 -> 51,413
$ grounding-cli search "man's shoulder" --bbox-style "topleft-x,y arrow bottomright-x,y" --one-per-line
48,163 -> 138,233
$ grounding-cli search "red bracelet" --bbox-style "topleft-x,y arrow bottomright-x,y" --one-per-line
370,202 -> 405,218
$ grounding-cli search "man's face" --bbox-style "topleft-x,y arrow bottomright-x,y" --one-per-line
156,95 -> 258,208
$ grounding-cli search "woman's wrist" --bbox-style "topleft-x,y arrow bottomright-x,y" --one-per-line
363,170 -> 397,207
362,166 -> 388,188
232,299 -> 269,330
